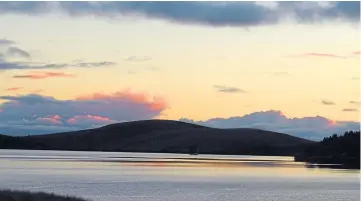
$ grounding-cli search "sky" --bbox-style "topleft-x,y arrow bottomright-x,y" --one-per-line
0,1 -> 360,140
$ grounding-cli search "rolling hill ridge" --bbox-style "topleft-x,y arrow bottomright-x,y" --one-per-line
0,120 -> 314,156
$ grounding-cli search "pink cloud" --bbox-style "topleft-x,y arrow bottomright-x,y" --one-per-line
6,87 -> 23,91
77,89 -> 167,112
67,115 -> 114,125
13,71 -> 75,79
303,53 -> 345,59
48,115 -> 61,120
352,51 -> 360,55
36,115 -> 63,125
0,91 -> 167,135
286,52 -> 348,59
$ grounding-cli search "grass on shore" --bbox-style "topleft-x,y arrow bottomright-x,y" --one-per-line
0,189 -> 89,201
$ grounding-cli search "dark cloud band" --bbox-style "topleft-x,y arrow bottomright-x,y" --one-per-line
0,2 -> 358,27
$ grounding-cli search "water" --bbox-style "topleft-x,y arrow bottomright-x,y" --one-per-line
0,150 -> 359,201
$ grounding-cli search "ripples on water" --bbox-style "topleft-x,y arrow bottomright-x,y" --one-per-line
0,150 -> 359,201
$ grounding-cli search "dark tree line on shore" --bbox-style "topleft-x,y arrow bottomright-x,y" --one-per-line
319,131 -> 360,158
295,131 -> 360,169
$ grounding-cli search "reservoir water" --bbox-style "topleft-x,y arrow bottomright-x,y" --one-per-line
0,149 -> 359,201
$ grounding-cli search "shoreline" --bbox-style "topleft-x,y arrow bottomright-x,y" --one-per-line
1,148 -> 359,170
294,155 -> 360,169
0,189 -> 89,201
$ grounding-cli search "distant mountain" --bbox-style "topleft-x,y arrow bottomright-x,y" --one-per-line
0,120 -> 314,156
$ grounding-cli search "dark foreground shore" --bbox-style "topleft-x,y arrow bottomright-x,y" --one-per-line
0,190 -> 89,201
294,131 -> 360,169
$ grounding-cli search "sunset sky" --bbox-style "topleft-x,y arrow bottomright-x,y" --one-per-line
0,1 -> 359,139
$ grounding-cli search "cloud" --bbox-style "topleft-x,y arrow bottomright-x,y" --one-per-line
0,94 -> 59,105
0,39 -> 15,46
0,40 -> 115,74
353,51 -> 360,55
342,108 -> 358,112
0,40 -> 32,61
0,40 -> 115,71
273,72 -> 289,76
0,61 -> 64,70
5,87 -> 23,91
76,90 -> 167,111
305,53 -> 346,58
180,110 -> 360,140
350,101 -> 361,105
0,2 -> 358,27
13,71 -> 75,79
36,115 -> 63,125
321,100 -> 335,105
291,53 -> 346,59
213,85 -> 246,93
73,61 -> 116,67
0,91 -> 167,135
67,115 -> 117,127
124,56 -> 151,62
0,60 -> 116,71
6,47 -> 31,59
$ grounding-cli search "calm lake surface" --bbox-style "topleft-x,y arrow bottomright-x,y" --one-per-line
0,150 -> 359,201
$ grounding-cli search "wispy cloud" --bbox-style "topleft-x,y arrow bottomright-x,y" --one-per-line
321,100 -> 335,105
342,108 -> 358,112
73,62 -> 116,67
124,56 -> 151,62
287,53 -> 346,59
350,101 -> 361,105
0,39 -> 31,60
304,53 -> 346,59
13,72 -> 75,79
0,2 -> 358,27
213,85 -> 246,93
6,46 -> 31,59
0,40 -> 116,70
0,60 -> 116,71
5,87 -> 23,91
67,115 -> 115,125
0,39 -> 15,46
287,51 -> 361,59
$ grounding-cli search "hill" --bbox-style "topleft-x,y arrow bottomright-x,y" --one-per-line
0,120 -> 314,156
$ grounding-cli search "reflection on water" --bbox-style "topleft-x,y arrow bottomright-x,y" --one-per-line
0,150 -> 359,201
